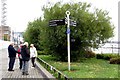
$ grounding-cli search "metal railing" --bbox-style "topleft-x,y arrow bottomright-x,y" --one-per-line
37,57 -> 69,80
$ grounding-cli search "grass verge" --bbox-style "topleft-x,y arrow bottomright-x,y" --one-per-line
38,55 -> 119,78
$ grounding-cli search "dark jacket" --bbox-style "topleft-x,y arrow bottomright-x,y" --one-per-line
21,45 -> 30,61
8,45 -> 18,57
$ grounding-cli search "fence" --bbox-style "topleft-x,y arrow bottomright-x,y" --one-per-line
37,57 -> 70,80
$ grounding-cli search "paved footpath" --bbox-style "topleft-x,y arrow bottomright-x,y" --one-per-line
0,49 -> 55,80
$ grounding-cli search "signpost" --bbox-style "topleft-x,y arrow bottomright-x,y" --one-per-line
49,11 -> 76,71
66,11 -> 71,71
49,19 -> 65,27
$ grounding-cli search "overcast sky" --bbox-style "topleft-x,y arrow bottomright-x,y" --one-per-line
0,0 -> 119,41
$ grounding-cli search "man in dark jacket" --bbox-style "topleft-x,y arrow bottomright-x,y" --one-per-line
8,42 -> 19,71
21,42 -> 30,75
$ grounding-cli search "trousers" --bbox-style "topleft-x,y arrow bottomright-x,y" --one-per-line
8,57 -> 15,70
22,61 -> 29,73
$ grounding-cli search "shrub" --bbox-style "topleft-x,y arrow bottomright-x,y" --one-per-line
37,50 -> 48,55
96,54 -> 104,59
96,54 -> 118,60
103,54 -> 119,60
102,54 -> 112,60
103,56 -> 111,60
85,50 -> 96,58
109,54 -> 118,58
109,57 -> 120,64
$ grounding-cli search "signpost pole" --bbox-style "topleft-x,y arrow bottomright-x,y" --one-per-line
66,11 -> 70,71
49,11 -> 76,71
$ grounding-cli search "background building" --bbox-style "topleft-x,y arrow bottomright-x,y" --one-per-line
12,32 -> 24,44
0,26 -> 11,41
1,0 -> 11,41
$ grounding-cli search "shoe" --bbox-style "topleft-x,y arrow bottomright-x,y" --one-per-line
22,72 -> 25,75
25,73 -> 29,75
32,65 -> 35,67
19,67 -> 22,70
8,69 -> 14,71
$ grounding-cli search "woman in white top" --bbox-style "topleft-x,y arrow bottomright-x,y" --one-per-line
30,44 -> 37,67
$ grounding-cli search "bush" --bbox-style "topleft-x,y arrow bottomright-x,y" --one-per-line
96,54 -> 118,60
96,54 -> 104,59
103,55 -> 111,60
102,54 -> 112,60
109,57 -> 120,64
37,50 -> 48,55
84,50 -> 96,58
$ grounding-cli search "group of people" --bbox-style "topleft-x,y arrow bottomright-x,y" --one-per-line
8,42 -> 37,75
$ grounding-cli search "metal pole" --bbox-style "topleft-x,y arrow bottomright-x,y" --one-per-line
66,11 -> 70,71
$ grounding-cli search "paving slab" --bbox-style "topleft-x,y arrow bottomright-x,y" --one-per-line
0,49 -> 55,80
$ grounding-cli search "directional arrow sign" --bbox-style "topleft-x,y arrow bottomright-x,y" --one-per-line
70,20 -> 76,26
49,19 -> 65,26
65,19 -> 77,26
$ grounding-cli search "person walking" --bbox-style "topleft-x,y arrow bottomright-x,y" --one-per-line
17,44 -> 23,70
21,42 -> 30,75
8,42 -> 19,71
30,44 -> 37,67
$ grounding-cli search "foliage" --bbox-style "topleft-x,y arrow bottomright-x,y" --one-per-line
23,18 -> 46,50
37,50 -> 48,55
96,54 -> 118,60
96,54 -> 104,59
110,57 -> 120,64
84,50 -> 96,58
24,2 -> 114,61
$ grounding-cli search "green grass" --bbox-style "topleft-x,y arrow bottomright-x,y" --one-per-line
38,55 -> 119,78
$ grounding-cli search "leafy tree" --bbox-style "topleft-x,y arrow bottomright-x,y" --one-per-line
24,18 -> 42,50
24,2 -> 114,61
